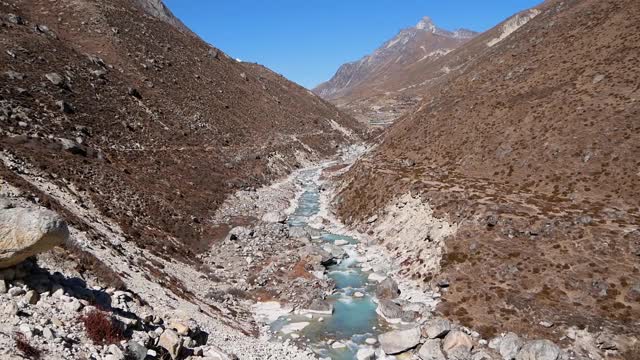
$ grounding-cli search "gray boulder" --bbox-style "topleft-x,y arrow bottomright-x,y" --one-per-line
423,318 -> 451,339
288,226 -> 310,240
418,339 -> 446,360
299,245 -> 334,266
306,298 -> 333,315
377,299 -> 403,319
515,340 -> 560,360
0,208 -> 68,269
379,327 -> 421,355
375,277 -> 400,299
497,333 -> 524,360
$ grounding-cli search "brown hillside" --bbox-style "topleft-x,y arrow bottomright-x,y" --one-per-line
337,0 -> 640,345
1,0 -> 363,263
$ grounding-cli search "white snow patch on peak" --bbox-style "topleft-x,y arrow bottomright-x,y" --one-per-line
487,9 -> 541,47
416,16 -> 436,32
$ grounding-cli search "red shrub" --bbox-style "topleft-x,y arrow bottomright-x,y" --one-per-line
15,332 -> 41,360
81,309 -> 124,345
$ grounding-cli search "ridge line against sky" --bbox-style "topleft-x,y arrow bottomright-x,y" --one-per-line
164,0 -> 542,89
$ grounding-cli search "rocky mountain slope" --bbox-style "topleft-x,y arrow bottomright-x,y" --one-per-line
335,0 -> 640,358
1,0 -> 364,261
314,17 -> 477,125
0,0 -> 366,358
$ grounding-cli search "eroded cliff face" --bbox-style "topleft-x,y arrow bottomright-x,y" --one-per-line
336,0 -> 640,353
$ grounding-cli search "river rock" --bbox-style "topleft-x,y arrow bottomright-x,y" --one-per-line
368,272 -> 387,282
497,333 -> 523,360
377,299 -> 403,319
379,327 -> 421,355
288,226 -> 310,240
306,298 -> 334,315
299,245 -> 334,266
443,330 -> 473,354
0,208 -> 69,268
423,318 -> 451,339
417,339 -> 445,360
356,347 -> 376,360
515,340 -> 560,360
375,277 -> 400,299
281,322 -> 310,334
323,243 -> 347,259
159,329 -> 182,359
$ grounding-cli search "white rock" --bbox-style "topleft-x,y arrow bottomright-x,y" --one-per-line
281,322 -> 310,334
379,327 -> 421,354
331,341 -> 346,349
368,272 -> 387,283
356,347 -> 376,360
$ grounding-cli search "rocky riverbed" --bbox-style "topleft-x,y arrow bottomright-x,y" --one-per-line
207,145 -> 569,360
0,144 -> 590,360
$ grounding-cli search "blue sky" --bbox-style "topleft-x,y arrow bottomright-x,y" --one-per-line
164,1 -> 542,89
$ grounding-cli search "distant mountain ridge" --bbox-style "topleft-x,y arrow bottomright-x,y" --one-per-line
313,16 -> 478,124
314,17 -> 476,100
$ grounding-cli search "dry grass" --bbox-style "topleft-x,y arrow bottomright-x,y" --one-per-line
15,332 -> 42,360
80,309 -> 125,345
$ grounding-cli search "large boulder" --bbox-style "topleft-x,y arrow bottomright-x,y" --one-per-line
299,245 -> 334,266
375,277 -> 400,300
496,333 -> 524,360
422,318 -> 451,339
443,330 -> 474,355
418,339 -> 446,360
515,340 -> 560,360
377,299 -> 403,319
379,327 -> 421,355
306,298 -> 334,315
0,208 -> 68,269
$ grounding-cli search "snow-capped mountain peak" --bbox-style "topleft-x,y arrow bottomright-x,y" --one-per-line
416,16 -> 437,32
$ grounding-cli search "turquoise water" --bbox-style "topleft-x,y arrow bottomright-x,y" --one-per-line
275,168 -> 388,359
321,233 -> 358,245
